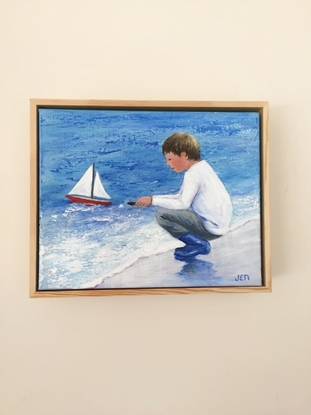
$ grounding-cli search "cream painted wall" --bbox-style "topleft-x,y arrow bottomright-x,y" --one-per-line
1,1 -> 311,414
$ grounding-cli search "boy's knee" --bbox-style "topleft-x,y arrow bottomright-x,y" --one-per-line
155,208 -> 166,225
155,208 -> 174,226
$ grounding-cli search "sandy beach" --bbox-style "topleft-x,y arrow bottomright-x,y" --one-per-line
95,218 -> 262,289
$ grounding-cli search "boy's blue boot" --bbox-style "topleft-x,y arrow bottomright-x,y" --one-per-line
174,233 -> 211,260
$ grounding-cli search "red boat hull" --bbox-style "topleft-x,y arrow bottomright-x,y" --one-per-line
66,195 -> 112,206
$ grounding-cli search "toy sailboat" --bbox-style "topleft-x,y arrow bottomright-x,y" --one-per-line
65,164 -> 112,205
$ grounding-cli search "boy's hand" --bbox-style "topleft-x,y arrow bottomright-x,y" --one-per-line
135,196 -> 152,206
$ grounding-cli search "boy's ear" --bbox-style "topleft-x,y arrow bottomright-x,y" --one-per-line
181,151 -> 188,159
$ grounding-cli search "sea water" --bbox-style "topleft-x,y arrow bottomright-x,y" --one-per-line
38,109 -> 261,289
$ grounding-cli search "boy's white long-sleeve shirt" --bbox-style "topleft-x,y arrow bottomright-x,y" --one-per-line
151,160 -> 232,235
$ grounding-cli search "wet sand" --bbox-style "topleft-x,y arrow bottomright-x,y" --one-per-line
95,218 -> 262,289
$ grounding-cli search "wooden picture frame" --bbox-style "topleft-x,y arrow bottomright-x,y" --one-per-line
30,99 -> 270,297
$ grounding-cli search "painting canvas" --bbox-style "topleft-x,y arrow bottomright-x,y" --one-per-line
30,100 -> 270,296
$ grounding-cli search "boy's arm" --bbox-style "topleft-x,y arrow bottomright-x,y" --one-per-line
152,170 -> 200,209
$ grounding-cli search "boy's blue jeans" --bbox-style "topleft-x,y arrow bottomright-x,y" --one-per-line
155,208 -> 220,241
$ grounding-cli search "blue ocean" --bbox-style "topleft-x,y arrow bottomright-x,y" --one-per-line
38,108 -> 261,289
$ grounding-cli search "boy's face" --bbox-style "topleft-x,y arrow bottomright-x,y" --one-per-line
164,152 -> 189,172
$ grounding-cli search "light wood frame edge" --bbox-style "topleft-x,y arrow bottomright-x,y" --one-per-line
30,99 -> 38,297
29,99 -> 271,297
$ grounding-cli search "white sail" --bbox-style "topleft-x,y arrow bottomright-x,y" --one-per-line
68,165 -> 93,197
93,171 -> 111,199
68,164 -> 111,200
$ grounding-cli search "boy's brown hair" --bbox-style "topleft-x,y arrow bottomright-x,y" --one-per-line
162,132 -> 201,161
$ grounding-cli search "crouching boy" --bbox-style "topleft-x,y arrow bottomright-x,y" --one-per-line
135,132 -> 232,260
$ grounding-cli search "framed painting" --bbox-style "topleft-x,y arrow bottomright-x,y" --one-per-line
30,99 -> 270,297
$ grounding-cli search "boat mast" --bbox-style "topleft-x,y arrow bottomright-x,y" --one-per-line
91,163 -> 95,199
